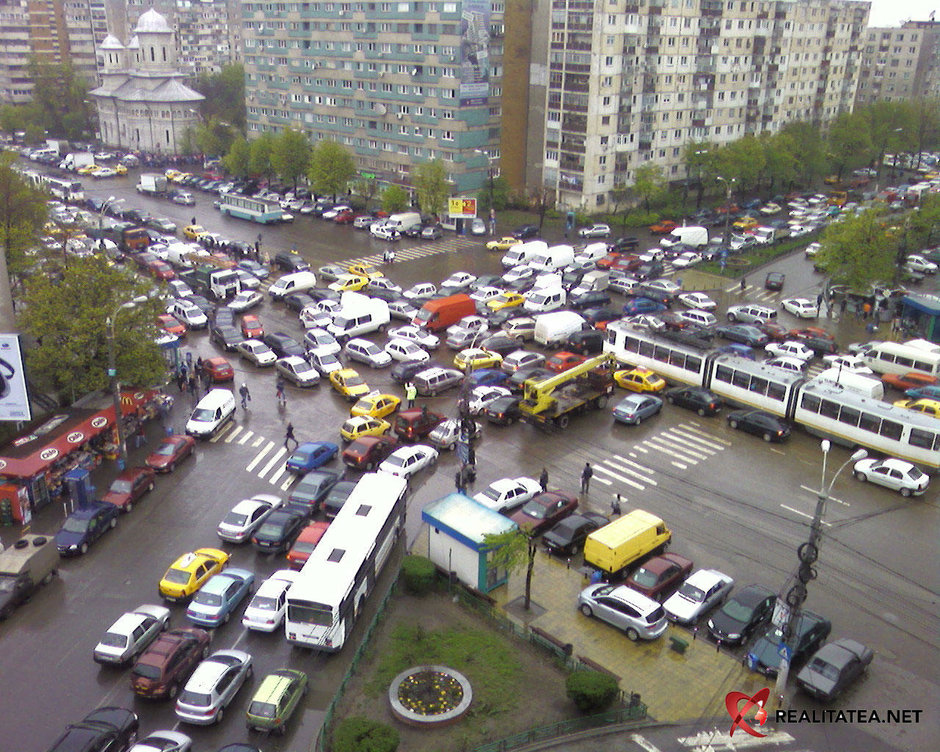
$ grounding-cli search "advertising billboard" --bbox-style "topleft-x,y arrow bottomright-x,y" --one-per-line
459,0 -> 491,106
0,334 -> 31,422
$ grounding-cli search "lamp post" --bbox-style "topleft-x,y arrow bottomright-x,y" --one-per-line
716,175 -> 736,245
773,440 -> 867,702
107,295 -> 149,469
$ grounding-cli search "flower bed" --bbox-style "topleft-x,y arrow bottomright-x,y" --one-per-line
388,665 -> 473,727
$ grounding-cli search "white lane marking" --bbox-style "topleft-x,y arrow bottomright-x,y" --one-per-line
668,428 -> 724,452
257,447 -> 287,478
593,475 -> 612,486
222,425 -> 243,443
676,425 -> 733,445
629,734 -> 664,752
781,504 -> 832,525
605,459 -> 658,485
265,460 -> 289,485
238,430 -> 255,445
246,441 -> 275,472
671,461 -> 688,469
677,729 -> 795,747
651,435 -> 710,460
800,484 -> 849,506
209,422 -> 235,443
660,432 -> 718,455
280,475 -> 295,492
645,437 -> 699,464
252,435 -> 265,447
595,464 -> 646,490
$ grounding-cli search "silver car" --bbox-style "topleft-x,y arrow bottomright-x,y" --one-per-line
175,649 -> 253,725
577,584 -> 668,641
662,569 -> 734,624
93,604 -> 172,665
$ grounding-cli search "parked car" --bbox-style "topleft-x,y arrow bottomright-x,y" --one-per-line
158,548 -> 230,603
577,223 -> 611,238
509,491 -> 579,536
625,553 -> 694,601
472,476 -> 542,513
542,513 -> 609,557
483,395 -> 524,425
512,224 -> 539,239
852,457 -> 930,497
715,324 -> 768,347
612,394 -> 663,425
706,584 -> 776,645
245,668 -> 308,734
55,501 -> 120,556
47,707 -> 140,752
131,627 -> 211,699
727,409 -> 791,442
251,510 -> 306,553
577,583 -> 669,641
101,466 -> 156,511
377,444 -> 438,479
93,604 -> 172,665
287,469 -> 340,513
216,494 -> 283,543
662,569 -> 734,624
175,649 -> 253,725
146,434 -> 196,473
746,611 -> 832,678
796,639 -> 874,702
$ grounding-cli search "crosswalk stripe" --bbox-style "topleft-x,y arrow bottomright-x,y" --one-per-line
633,445 -> 648,453
644,437 -> 698,463
800,484 -> 849,506
340,237 -> 480,269
280,476 -> 295,492
595,464 -> 646,490
781,503 -> 831,525
593,475 -> 612,486
258,448 -> 287,480
669,427 -> 726,451
656,433 -> 715,457
267,464 -> 289,486
237,430 -> 255,445
671,461 -> 688,469
223,425 -> 243,444
209,422 -> 235,443
605,458 -> 658,485
252,435 -> 265,447
676,425 -> 733,445
246,441 -> 275,472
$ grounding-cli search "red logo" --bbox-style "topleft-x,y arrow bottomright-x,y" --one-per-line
726,687 -> 770,737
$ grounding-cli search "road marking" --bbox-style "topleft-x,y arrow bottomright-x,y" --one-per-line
677,729 -> 795,748
246,441 -> 276,472
669,427 -> 725,451
267,464 -> 289,486
592,475 -> 613,486
629,734 -> 664,752
781,504 -> 832,525
252,435 -> 265,447
606,458 -> 658,485
800,484 -> 850,506
676,425 -> 733,445
223,425 -> 243,443
595,464 -> 646,490
209,422 -> 235,443
671,461 -> 688,469
340,237 -> 480,269
633,445 -> 648,453
280,476 -> 295,492
644,437 -> 699,464
238,430 -> 255,445
654,434 -> 712,459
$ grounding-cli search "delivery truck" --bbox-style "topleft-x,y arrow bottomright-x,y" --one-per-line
583,510 -> 672,578
179,264 -> 240,300
137,173 -> 168,196
0,533 -> 58,620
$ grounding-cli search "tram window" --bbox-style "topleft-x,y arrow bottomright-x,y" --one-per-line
879,420 -> 903,441
858,412 -> 880,433
624,336 -> 639,353
801,394 -> 821,413
669,351 -> 685,366
907,428 -> 936,450
639,341 -> 654,357
687,355 -> 701,371
819,399 -> 840,419
894,355 -> 912,368
839,406 -> 860,427
715,365 -> 733,383
607,330 -> 617,345
750,377 -> 768,396
768,383 -> 786,401
732,371 -> 750,389
653,345 -> 672,363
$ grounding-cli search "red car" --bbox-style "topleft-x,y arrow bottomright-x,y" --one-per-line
145,434 -> 196,473
759,322 -> 790,341
286,521 -> 331,569
545,351 -> 586,373
147,259 -> 176,281
101,466 -> 155,512
157,314 -> 186,337
333,209 -> 356,224
789,326 -> 834,342
596,252 -> 630,270
881,371 -> 938,391
509,491 -> 579,536
625,553 -> 694,601
202,356 -> 234,382
341,435 -> 399,470
241,314 -> 264,339
649,220 -> 678,235
393,409 -> 445,442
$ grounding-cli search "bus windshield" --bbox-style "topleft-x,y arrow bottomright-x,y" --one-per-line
287,601 -> 333,627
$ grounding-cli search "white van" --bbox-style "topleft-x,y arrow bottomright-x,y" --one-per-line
660,226 -> 708,248
186,388 -> 236,438
523,287 -> 566,313
571,270 -> 610,296
812,368 -> 885,399
165,242 -> 208,269
575,242 -> 609,265
528,244 -> 575,272
502,240 -> 547,268
533,311 -> 585,347
268,270 -> 318,300
383,211 -> 422,233
862,341 -> 940,377
327,291 -> 390,342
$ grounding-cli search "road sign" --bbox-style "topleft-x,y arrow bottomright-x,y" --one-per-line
771,599 -> 790,629
448,197 -> 477,218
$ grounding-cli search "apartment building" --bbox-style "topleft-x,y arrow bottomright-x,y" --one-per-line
0,0 -> 32,104
62,0 -> 110,85
507,0 -> 870,211
856,20 -> 940,104
241,0 -> 504,196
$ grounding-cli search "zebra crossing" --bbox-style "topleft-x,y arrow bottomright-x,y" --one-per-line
591,422 -> 731,493
723,281 -> 784,304
209,423 -> 299,492
340,236 -> 483,269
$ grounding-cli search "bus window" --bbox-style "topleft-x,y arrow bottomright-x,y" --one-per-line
768,383 -> 787,401
858,412 -> 881,433
879,420 -> 903,441
839,406 -> 860,427
908,428 -> 936,450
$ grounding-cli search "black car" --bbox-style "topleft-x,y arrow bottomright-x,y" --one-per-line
634,261 -> 664,281
714,324 -> 768,347
47,706 -> 139,752
478,333 -> 520,356
391,360 -> 431,384
486,308 -> 531,327
483,395 -> 524,425
569,291 -> 612,311
512,224 -> 539,239
542,512 -> 609,556
286,469 -> 340,515
210,324 -> 244,352
251,510 -> 306,553
800,336 -> 839,356
284,292 -> 317,312
664,386 -> 723,416
305,287 -> 342,303
212,306 -> 237,328
403,224 -> 425,238
581,307 -> 621,329
273,252 -> 310,273
707,583 -> 776,645
746,611 -> 832,677
610,236 -> 640,253
765,271 -> 786,291
567,329 -> 606,355
323,480 -> 357,518
727,409 -> 791,442
263,332 -> 306,358
470,275 -> 503,291
509,366 -> 552,391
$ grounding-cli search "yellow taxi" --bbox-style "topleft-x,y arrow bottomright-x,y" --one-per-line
114,164 -> 127,176
454,348 -> 503,372
732,216 -> 759,231
350,392 -> 401,419
164,169 -> 182,181
486,292 -> 525,311
340,415 -> 392,442
329,273 -> 370,292
347,263 -> 383,279
614,367 -> 667,393
485,236 -> 522,251
183,224 -> 207,240
158,547 -> 229,602
329,368 -> 371,401
893,398 -> 940,419
77,164 -> 98,175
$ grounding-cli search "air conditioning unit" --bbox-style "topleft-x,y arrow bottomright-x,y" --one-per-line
396,113 -> 403,120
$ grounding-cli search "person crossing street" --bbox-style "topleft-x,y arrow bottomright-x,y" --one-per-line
239,383 -> 250,409
284,422 -> 297,450
580,462 -> 593,494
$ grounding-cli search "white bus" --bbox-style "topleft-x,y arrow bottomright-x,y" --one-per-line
862,341 -> 940,378
217,193 -> 285,224
285,473 -> 407,650
40,175 -> 84,203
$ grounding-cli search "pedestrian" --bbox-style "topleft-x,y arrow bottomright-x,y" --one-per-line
239,383 -> 250,408
816,293 -> 823,310
405,382 -> 417,409
455,466 -> 466,493
580,462 -> 593,494
539,468 -> 549,492
866,321 -> 878,335
187,373 -> 197,396
740,277 -> 746,293
854,302 -> 862,321
276,376 -> 286,407
862,301 -> 872,320
176,370 -> 186,393
191,216 -> 196,226
387,248 -> 396,263
383,249 -> 391,264
284,422 -> 297,450
196,356 -> 203,374
840,298 -> 848,318
611,493 -> 622,516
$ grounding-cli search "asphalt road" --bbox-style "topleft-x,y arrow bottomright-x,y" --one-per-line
1,171 -> 935,751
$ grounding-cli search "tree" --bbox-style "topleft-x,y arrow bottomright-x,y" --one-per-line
682,140 -> 714,208
248,132 -> 277,182
813,208 -> 896,292
21,258 -> 167,402
482,528 -> 538,610
778,121 -> 827,189
193,117 -> 238,158
0,152 -> 47,328
411,159 -> 450,217
760,131 -> 800,195
826,111 -> 873,182
222,136 -> 251,178
192,63 -> 246,132
308,140 -> 356,198
381,184 -> 410,213
0,104 -> 29,136
271,128 -> 312,190
352,175 -> 379,207
476,175 -> 510,213
905,194 -> 940,250
26,56 -> 95,140
632,163 -> 667,211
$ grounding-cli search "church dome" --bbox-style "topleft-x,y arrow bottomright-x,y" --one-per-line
134,8 -> 171,34
100,34 -> 124,50
127,35 -> 140,49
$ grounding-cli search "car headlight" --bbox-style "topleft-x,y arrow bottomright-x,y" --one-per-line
727,632 -> 741,641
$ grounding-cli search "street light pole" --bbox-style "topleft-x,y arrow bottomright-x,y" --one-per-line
773,440 -> 867,703
107,295 -> 149,470
716,176 -> 736,245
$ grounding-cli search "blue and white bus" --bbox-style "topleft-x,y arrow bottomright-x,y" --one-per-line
217,193 -> 285,224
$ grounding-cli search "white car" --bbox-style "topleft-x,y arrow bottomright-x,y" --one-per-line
503,264 -> 536,284
671,252 -> 702,269
609,276 -> 641,295
441,271 -> 477,291
765,340 -> 814,361
781,297 -> 819,318
820,354 -> 874,374
388,325 -> 440,350
385,338 -> 430,363
466,386 -> 512,415
321,205 -> 350,220
344,338 -> 393,368
577,223 -> 611,238
242,570 -> 298,632
167,300 -> 208,330
237,338 -> 277,366
764,356 -> 807,374
216,494 -> 283,543
128,731 -> 193,752
402,282 -> 437,301
275,356 -> 320,387
804,242 -> 822,258
626,314 -> 666,331
228,290 -> 262,312
472,476 -> 543,513
233,270 -> 261,290
175,649 -> 252,725
91,166 -> 116,178
789,224 -> 813,237
905,254 -> 938,274
470,286 -> 504,307
676,309 -> 717,328
308,350 -> 342,376
304,328 -> 341,356
378,444 -> 439,478
676,292 -> 716,311
853,458 -> 930,497
299,305 -> 332,329
662,569 -> 735,625
93,604 -> 172,665
759,202 -> 782,215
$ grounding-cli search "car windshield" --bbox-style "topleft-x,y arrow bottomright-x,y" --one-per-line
631,567 -> 661,588
222,511 -> 248,527
345,375 -> 365,386
384,454 -> 406,467
248,701 -> 277,718
520,501 -> 549,519
131,663 -> 162,679
164,568 -> 191,585
62,517 -> 91,533
677,583 -> 705,602
480,487 -> 504,501
257,522 -> 282,538
154,442 -> 178,456
249,595 -> 279,611
722,598 -> 756,622
178,690 -> 211,706
292,541 -> 317,555
807,658 -> 840,680
191,408 -> 215,422
108,480 -> 132,494
99,632 -> 128,648
192,591 -> 223,607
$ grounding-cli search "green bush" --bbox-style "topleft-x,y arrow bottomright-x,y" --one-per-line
565,670 -> 619,713
401,555 -> 436,595
333,716 -> 400,752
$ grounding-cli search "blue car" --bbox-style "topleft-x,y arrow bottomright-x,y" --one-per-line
905,385 -> 940,401
285,441 -> 339,473
465,368 -> 511,388
185,568 -> 255,627
55,500 -> 120,556
622,297 -> 667,316
612,394 -> 663,425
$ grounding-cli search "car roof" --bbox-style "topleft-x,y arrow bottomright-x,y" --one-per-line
606,585 -> 661,612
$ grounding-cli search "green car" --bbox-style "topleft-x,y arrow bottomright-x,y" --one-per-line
246,668 -> 308,734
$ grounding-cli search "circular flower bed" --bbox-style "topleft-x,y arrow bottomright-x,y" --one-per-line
388,665 -> 472,727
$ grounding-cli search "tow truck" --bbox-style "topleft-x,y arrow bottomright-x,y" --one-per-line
519,353 -> 616,429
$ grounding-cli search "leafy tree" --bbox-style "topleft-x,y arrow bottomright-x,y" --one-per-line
21,258 -> 166,401
814,208 -> 896,292
381,184 -> 410,213
26,56 -> 95,140
0,152 -> 47,327
0,105 -> 29,136
760,131 -> 800,195
308,140 -> 356,198
352,175 -> 379,206
222,136 -> 251,178
477,174 -> 510,213
827,111 -> 873,182
192,63 -> 246,132
905,193 -> 940,250
412,159 -> 449,217
482,527 -> 537,610
862,100 -> 914,172
682,140 -> 715,208
193,117 -> 238,158
177,127 -> 197,156
271,128 -> 312,190
248,132 -> 277,182
724,135 -> 765,193
778,121 -> 827,189
607,182 -> 633,231
632,163 -> 667,211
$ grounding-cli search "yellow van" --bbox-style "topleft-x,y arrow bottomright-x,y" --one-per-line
583,510 -> 671,577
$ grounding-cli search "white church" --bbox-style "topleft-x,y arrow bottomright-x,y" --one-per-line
90,8 -> 204,154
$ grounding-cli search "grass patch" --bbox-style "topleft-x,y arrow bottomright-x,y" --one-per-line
698,233 -> 818,278
364,623 -> 524,719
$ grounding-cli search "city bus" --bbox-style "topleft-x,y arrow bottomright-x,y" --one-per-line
39,175 -> 85,203
284,472 -> 407,650
861,341 -> 940,378
217,193 -> 285,224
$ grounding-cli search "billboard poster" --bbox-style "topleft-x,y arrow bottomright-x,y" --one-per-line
448,197 -> 478,218
0,334 -> 31,422
459,0 -> 491,106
